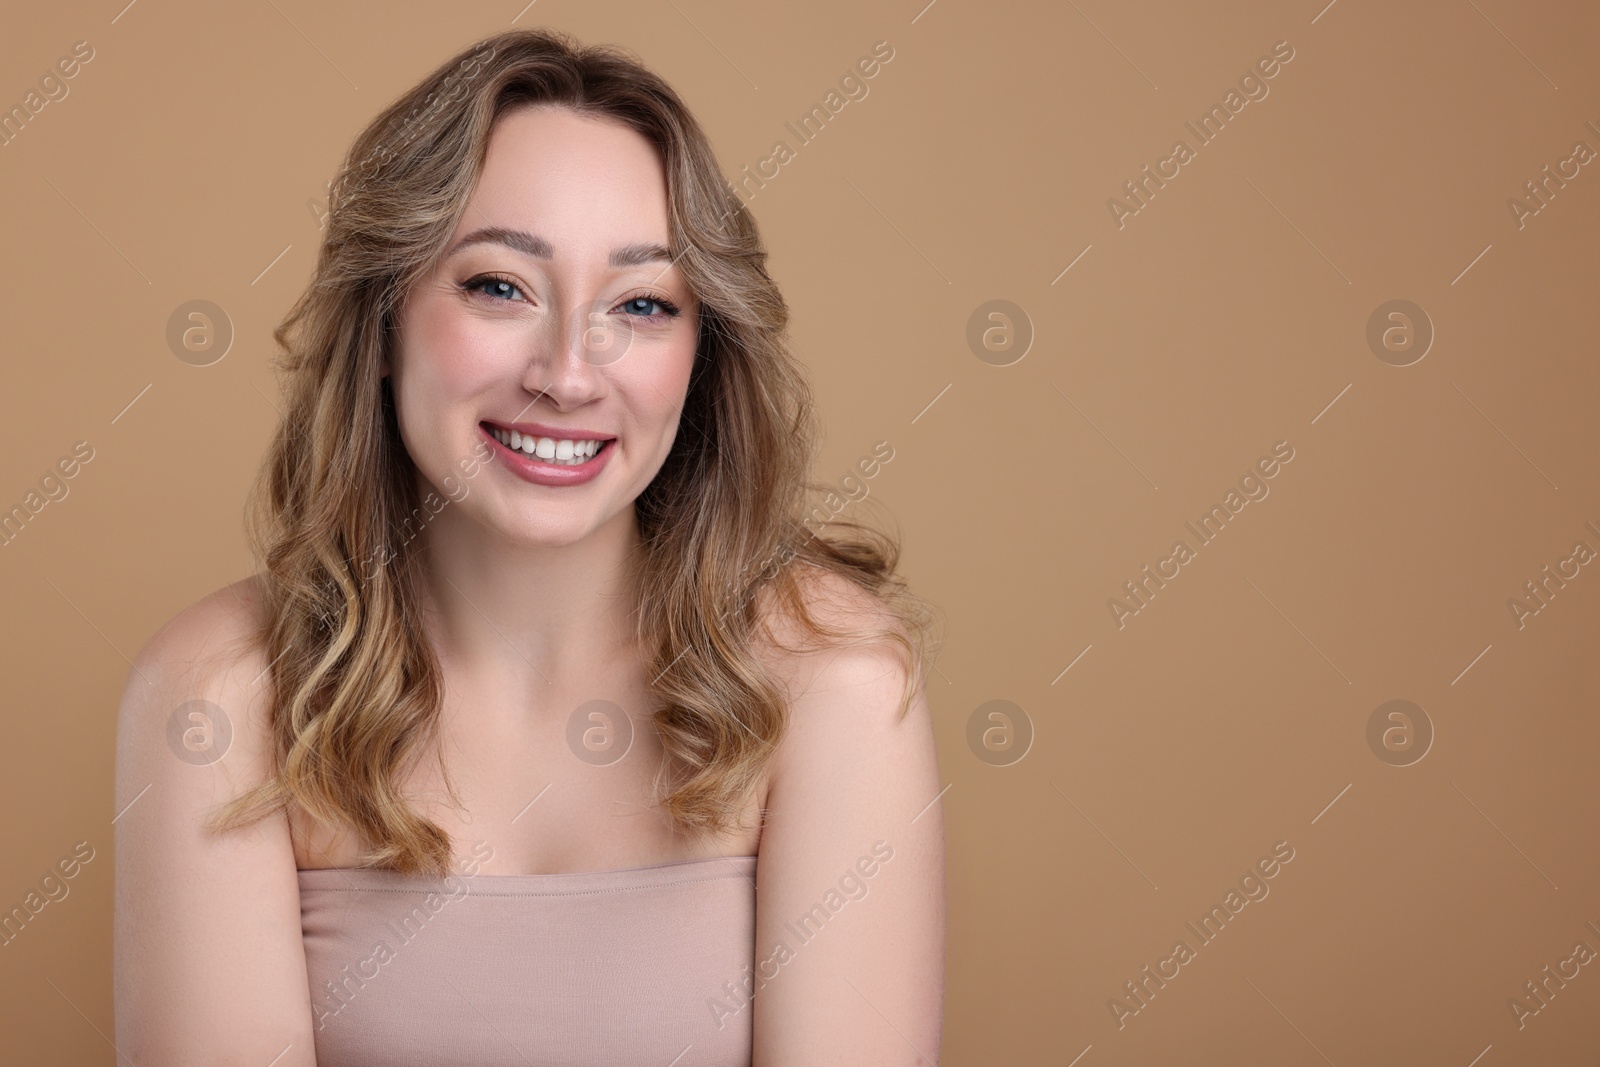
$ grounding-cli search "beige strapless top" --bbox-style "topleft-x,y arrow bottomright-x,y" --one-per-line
298,854 -> 757,1066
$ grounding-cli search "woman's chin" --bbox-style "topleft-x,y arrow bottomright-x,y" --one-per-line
490,514 -> 601,549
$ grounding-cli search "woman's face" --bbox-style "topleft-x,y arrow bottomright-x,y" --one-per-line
386,104 -> 700,547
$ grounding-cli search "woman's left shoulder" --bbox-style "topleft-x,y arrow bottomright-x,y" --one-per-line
754,565 -> 934,785
743,571 -> 945,1062
754,565 -> 918,700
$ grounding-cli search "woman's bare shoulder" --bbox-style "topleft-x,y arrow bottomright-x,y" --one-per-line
131,574 -> 271,685
113,574 -> 318,1061
753,564 -> 907,676
746,565 -> 944,1061
117,573 -> 277,779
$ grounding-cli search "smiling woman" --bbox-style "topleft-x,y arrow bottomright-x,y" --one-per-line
113,25 -> 944,1067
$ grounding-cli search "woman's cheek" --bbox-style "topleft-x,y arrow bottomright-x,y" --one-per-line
649,327 -> 697,395
420,307 -> 505,382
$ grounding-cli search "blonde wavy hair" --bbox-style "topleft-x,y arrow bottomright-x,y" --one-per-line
210,27 -> 940,876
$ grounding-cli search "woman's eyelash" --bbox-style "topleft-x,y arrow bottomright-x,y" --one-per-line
460,273 -> 526,302
620,292 -> 682,319
459,274 -> 682,320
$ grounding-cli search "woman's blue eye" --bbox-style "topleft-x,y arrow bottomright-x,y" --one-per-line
619,294 -> 683,321
464,275 -> 524,302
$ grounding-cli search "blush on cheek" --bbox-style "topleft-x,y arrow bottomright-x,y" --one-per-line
412,303 -> 503,382
627,331 -> 697,395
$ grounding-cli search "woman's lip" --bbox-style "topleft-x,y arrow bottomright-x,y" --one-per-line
479,423 -> 614,487
480,419 -> 616,442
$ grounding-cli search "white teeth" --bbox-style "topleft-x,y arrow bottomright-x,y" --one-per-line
487,426 -> 606,466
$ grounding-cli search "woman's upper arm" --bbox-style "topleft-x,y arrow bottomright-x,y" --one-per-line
113,581 -> 318,1065
752,626 -> 946,1066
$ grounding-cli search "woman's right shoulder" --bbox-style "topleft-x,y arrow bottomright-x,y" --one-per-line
133,573 -> 270,675
113,574 -> 321,1061
116,573 -> 277,782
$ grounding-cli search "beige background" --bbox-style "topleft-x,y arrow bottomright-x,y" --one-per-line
2,0 -> 1598,1063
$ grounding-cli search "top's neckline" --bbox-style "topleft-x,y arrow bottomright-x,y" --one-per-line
297,853 -> 757,897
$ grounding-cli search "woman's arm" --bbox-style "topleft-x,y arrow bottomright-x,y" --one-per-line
752,590 -> 946,1065
113,580 -> 318,1064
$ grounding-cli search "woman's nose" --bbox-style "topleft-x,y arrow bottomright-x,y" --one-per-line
520,298 -> 626,399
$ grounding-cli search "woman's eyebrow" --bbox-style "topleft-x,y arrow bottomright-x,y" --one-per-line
446,226 -> 673,269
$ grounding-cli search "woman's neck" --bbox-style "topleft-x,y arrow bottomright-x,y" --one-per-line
412,498 -> 647,695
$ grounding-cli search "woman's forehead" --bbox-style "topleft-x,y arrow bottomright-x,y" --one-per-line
471,106 -> 669,222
